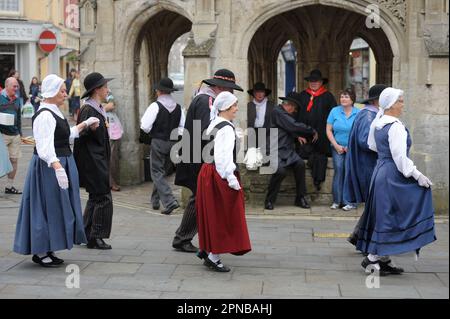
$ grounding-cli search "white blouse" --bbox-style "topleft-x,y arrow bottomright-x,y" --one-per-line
33,103 -> 79,167
206,117 -> 237,182
370,115 -> 421,180
140,102 -> 186,136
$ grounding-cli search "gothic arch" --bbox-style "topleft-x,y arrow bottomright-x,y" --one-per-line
236,0 -> 406,95
118,2 -> 192,140
114,2 -> 192,184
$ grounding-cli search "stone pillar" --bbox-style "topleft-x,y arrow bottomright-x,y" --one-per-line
327,60 -> 342,97
178,32 -> 216,206
182,35 -> 215,108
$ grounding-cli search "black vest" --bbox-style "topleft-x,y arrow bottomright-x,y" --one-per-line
208,121 -> 237,164
149,102 -> 182,140
32,108 -> 71,157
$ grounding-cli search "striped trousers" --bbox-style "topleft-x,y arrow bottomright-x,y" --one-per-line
83,193 -> 113,239
172,195 -> 197,246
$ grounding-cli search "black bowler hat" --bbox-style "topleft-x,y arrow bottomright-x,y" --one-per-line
247,82 -> 272,97
360,84 -> 388,104
304,69 -> 328,84
155,77 -> 177,92
81,72 -> 114,99
202,69 -> 243,91
279,92 -> 303,108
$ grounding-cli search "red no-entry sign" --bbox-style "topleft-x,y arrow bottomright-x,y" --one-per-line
38,30 -> 57,53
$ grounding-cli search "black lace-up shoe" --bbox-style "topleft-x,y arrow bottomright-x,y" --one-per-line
203,257 -> 231,272
379,260 -> 404,274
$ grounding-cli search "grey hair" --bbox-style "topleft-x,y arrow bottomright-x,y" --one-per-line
5,77 -> 17,87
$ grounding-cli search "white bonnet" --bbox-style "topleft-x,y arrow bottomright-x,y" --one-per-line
379,87 -> 404,111
210,91 -> 238,121
41,74 -> 65,99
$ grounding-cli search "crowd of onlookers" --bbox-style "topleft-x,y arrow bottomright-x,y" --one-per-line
0,68 -> 123,194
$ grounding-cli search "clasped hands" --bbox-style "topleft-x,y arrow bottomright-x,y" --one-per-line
298,131 -> 318,145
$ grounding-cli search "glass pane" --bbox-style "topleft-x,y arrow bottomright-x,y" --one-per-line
0,44 -> 16,53
0,0 -> 19,12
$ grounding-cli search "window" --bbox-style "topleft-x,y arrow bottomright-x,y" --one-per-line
0,0 -> 19,12
0,0 -> 22,16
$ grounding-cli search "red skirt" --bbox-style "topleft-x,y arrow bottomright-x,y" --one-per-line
196,163 -> 251,255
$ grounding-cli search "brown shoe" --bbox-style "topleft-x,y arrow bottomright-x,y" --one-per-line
111,185 -> 121,191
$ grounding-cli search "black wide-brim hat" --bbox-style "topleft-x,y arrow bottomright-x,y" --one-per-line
304,69 -> 328,84
248,82 -> 272,97
155,77 -> 177,92
81,72 -> 114,99
360,84 -> 388,104
279,92 -> 302,108
202,68 -> 243,91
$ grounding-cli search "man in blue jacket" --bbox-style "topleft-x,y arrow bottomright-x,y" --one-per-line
0,77 -> 22,194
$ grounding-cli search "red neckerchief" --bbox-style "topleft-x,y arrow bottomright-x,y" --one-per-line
306,86 -> 327,112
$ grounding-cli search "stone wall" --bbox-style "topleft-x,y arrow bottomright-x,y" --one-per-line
240,161 -> 335,207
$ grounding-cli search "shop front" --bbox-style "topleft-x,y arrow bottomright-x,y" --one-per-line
0,19 -> 60,87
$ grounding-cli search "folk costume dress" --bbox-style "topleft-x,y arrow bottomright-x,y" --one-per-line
74,99 -> 113,240
173,69 -> 243,252
196,116 -> 251,256
356,115 -> 436,256
141,92 -> 185,211
172,86 -> 216,248
343,104 -> 379,205
14,102 -> 87,255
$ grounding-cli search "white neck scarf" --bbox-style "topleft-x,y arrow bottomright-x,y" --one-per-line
253,97 -> 268,127
39,102 -> 64,119
85,98 -> 107,120
157,94 -> 177,113
253,97 -> 267,108
196,85 -> 218,99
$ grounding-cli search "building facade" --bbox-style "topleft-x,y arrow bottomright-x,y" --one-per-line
80,0 -> 449,213
0,0 -> 80,87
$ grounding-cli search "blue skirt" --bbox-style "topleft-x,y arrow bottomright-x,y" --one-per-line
13,154 -> 87,255
356,159 -> 436,256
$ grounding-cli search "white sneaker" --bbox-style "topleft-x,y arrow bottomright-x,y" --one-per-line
330,203 -> 340,209
342,204 -> 356,211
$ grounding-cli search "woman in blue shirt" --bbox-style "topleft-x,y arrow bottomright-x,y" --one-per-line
326,89 -> 360,211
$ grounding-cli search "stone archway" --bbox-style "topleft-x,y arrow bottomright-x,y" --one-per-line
237,0 -> 405,101
118,5 -> 192,185
247,4 -> 395,99
237,0 -> 405,205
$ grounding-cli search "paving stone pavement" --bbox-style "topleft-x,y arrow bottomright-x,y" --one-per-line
0,121 -> 448,299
